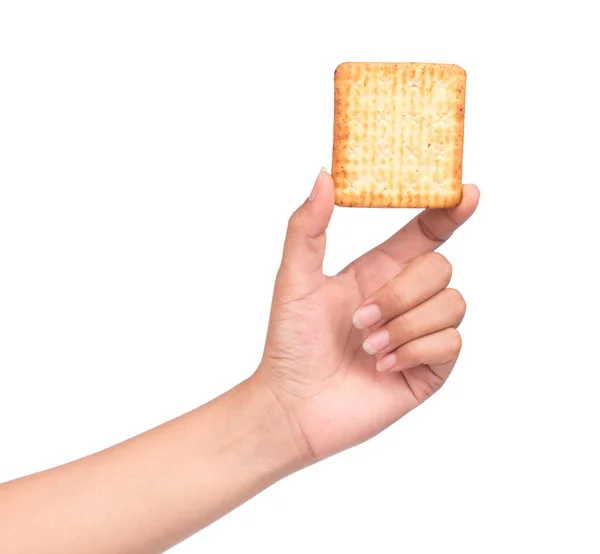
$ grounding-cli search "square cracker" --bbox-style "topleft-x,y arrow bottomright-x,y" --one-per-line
332,62 -> 466,208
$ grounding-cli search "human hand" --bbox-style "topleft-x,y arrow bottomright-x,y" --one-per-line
254,170 -> 479,464
0,168 -> 479,554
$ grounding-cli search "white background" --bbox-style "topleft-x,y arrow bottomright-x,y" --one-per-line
1,1 -> 599,552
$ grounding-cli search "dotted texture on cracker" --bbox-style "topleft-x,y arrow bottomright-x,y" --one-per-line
332,62 -> 466,208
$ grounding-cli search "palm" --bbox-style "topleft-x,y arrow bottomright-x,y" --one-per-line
268,251 -> 433,459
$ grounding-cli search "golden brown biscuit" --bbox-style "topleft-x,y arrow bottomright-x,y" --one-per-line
332,62 -> 466,208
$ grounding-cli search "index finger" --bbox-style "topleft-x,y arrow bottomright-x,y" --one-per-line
360,184 -> 480,267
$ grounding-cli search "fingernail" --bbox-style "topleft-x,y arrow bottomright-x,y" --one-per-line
376,352 -> 397,372
362,329 -> 389,355
352,304 -> 382,329
308,168 -> 326,202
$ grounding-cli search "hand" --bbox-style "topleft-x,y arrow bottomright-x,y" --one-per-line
254,170 -> 479,463
0,168 -> 478,554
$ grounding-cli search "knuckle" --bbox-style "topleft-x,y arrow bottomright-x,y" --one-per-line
447,328 -> 463,355
395,313 -> 415,340
445,288 -> 467,316
425,252 -> 453,281
388,282 -> 410,312
287,209 -> 302,230
403,341 -> 422,366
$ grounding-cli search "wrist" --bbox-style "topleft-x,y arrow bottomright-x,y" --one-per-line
243,371 -> 316,473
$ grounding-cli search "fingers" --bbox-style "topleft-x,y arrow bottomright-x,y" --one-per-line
373,327 -> 462,373
352,252 -> 452,330
361,287 -> 466,357
280,169 -> 335,279
351,250 -> 466,377
357,184 -> 480,268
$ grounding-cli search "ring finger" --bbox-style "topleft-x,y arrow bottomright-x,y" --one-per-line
374,327 -> 462,372
362,287 -> 466,356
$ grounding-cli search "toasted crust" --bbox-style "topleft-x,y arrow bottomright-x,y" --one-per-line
332,62 -> 466,208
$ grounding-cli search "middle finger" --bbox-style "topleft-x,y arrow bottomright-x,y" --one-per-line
362,288 -> 467,356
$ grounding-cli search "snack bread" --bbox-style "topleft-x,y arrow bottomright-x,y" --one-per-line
332,62 -> 466,208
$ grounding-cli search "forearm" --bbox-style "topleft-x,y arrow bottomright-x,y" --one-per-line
0,375 -> 308,554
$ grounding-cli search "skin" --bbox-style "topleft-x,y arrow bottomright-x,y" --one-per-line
0,170 -> 479,553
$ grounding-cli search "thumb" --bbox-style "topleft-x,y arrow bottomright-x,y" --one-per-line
280,168 -> 335,279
